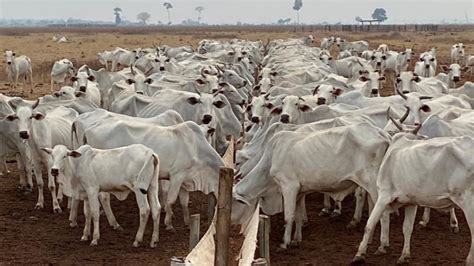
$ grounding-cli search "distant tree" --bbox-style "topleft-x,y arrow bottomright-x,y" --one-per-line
372,8 -> 388,23
137,12 -> 151,25
293,0 -> 303,24
114,7 -> 122,25
277,18 -> 292,25
163,2 -> 173,25
355,16 -> 362,23
195,6 -> 204,24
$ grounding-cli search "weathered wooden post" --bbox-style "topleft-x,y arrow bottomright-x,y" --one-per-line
189,214 -> 201,251
214,167 -> 234,266
258,215 -> 271,265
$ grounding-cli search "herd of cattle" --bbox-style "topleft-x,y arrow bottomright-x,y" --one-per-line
1,34 -> 474,264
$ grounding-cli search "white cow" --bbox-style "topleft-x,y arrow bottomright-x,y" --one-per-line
320,37 -> 335,50
5,100 -> 78,212
385,48 -> 415,75
97,50 -> 114,70
3,50 -> 34,95
41,144 -> 161,248
466,55 -> 474,75
335,38 -> 369,54
376,44 -> 389,53
395,71 -> 448,95
451,43 -> 465,64
50,59 -> 75,92
440,63 -> 469,88
71,68 -> 101,106
111,48 -> 141,71
353,129 -> 474,264
415,49 -> 437,77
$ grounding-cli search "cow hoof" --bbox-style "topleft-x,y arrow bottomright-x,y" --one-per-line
113,225 -> 124,231
90,240 -> 98,246
58,198 -> 63,204
290,240 -> 301,247
150,241 -> 157,248
450,226 -> 459,233
397,256 -> 410,264
416,221 -> 427,229
166,226 -> 175,232
318,209 -> 330,217
80,236 -> 88,242
35,203 -> 43,210
330,211 -> 341,218
374,246 -> 387,255
53,207 -> 62,214
69,221 -> 78,228
133,241 -> 139,247
352,254 -> 366,264
347,220 -> 358,229
279,243 -> 288,250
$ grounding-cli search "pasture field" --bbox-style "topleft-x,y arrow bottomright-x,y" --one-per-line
0,27 -> 473,265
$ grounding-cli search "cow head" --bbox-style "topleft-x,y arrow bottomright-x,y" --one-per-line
125,65 -> 152,94
154,53 -> 171,72
452,43 -> 465,57
395,87 -> 432,126
216,66 -> 247,88
213,82 -> 245,109
185,91 -> 227,125
400,48 -> 415,63
419,53 -> 436,70
395,71 -> 421,94
359,70 -> 385,97
246,93 -> 276,125
6,99 -> 43,140
71,67 -> 95,92
441,63 -> 468,83
370,51 -> 388,72
4,50 -> 16,65
313,84 -> 343,105
40,145 -> 81,178
271,95 -> 311,124
386,107 -> 423,136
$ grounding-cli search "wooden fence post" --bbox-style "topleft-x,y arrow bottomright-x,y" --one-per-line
258,215 -> 271,265
189,214 -> 200,251
214,167 -> 234,266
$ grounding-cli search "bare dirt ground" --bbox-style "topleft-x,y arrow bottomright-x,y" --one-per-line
1,28 -> 473,265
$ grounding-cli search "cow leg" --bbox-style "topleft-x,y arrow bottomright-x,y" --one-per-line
33,163 -> 44,209
280,182 -> 299,249
48,173 -> 61,213
57,181 -> 64,204
98,192 -> 121,230
69,198 -> 79,228
331,200 -> 342,218
18,148 -> 33,191
133,190 -> 151,247
348,187 -> 367,228
353,193 -> 391,263
449,208 -> 459,233
148,178 -> 161,248
398,205 -> 417,264
375,210 -> 391,254
293,194 -> 306,245
81,199 -> 91,241
50,80 -> 54,93
86,189 -> 101,246
164,178 -> 181,231
178,187 -> 190,226
456,198 -> 474,265
15,153 -> 26,189
319,194 -> 331,216
0,155 -> 6,176
419,207 -> 430,228
159,180 -> 169,213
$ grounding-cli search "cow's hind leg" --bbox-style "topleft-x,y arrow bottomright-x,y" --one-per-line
449,208 -> 459,233
319,194 -> 331,216
164,177 -> 182,231
81,199 -> 92,241
456,196 -> 474,265
148,178 -> 161,248
178,187 -> 190,226
348,187 -> 367,228
133,189 -> 150,247
87,189 -> 101,246
398,205 -> 417,264
33,164 -> 44,209
279,181 -> 300,249
418,207 -> 431,228
98,192 -> 121,230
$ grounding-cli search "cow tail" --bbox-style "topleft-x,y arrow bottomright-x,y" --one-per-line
71,122 -> 79,149
135,152 -> 159,194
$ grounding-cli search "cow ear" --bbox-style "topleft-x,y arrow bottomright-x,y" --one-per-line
213,100 -> 226,109
195,79 -> 205,85
264,102 -> 274,109
207,127 -> 216,136
462,66 -> 469,72
420,104 -> 431,112
333,88 -> 343,96
270,106 -> 282,115
246,104 -> 252,112
359,76 -> 368,82
67,150 -> 82,158
378,76 -> 386,81
144,78 -> 152,84
186,97 -> 200,105
414,76 -> 421,82
87,75 -> 95,82
70,76 -> 78,82
441,65 -> 449,72
32,112 -> 45,120
371,55 -> 376,60
40,147 -> 53,154
299,104 -> 311,112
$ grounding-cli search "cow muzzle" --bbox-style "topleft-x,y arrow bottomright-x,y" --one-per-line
160,66 -> 165,71
425,65 -> 430,69
51,168 -> 59,177
7,62 -> 12,65
280,114 -> 290,124
376,62 -> 382,66
371,89 -> 378,94
453,76 -> 460,82
403,90 -> 410,94
317,97 -> 326,105
202,114 -> 212,124
251,116 -> 260,123
19,131 -> 29,139
406,59 -> 411,62
79,86 -> 86,92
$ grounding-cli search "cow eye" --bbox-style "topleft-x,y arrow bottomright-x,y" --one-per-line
396,78 -> 401,83
430,58 -> 435,62
154,59 -> 159,62
196,79 -> 205,85
420,58 -> 424,61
